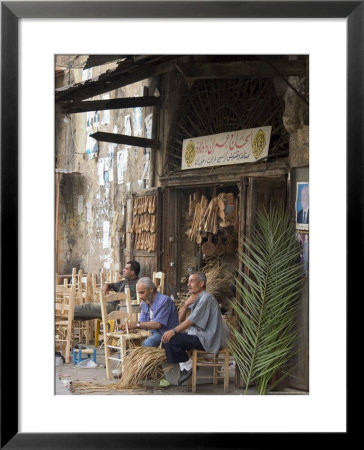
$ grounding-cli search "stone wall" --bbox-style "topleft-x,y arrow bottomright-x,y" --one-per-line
56,57 -> 155,276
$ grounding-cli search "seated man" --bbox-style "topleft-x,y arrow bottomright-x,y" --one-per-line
120,277 -> 179,347
161,271 -> 228,386
73,260 -> 140,320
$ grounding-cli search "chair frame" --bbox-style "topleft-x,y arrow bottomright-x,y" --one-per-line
152,271 -> 165,294
55,283 -> 76,364
100,288 -> 149,379
191,347 -> 231,393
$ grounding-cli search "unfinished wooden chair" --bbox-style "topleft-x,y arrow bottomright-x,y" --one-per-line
190,347 -> 231,393
94,270 -> 119,348
73,270 -> 93,345
100,287 -> 149,379
152,271 -> 165,294
55,283 -> 76,364
92,273 -> 103,347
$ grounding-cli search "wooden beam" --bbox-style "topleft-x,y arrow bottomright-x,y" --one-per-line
90,132 -> 159,149
175,60 -> 307,80
84,55 -> 126,69
55,57 -> 180,103
57,96 -> 160,114
56,57 -> 306,103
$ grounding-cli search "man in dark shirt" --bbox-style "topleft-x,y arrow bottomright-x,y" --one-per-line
73,261 -> 140,320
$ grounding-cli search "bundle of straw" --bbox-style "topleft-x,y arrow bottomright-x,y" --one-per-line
116,346 -> 168,389
201,258 -> 235,306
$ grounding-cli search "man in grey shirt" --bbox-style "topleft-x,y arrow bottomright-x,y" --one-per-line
162,271 -> 227,386
73,261 -> 140,320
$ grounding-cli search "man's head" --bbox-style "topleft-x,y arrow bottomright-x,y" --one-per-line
136,277 -> 157,305
187,272 -> 206,295
123,260 -> 140,279
300,185 -> 309,210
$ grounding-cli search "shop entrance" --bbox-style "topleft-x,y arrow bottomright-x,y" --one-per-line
162,175 -> 287,306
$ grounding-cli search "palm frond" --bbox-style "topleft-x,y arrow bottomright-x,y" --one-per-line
227,205 -> 304,394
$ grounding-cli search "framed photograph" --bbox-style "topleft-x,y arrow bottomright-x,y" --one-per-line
1,1 -> 358,447
296,182 -> 309,231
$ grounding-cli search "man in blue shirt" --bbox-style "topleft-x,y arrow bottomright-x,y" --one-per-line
120,277 -> 179,347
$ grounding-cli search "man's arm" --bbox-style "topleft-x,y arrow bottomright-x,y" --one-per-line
121,320 -> 161,331
102,283 -> 110,294
161,319 -> 194,343
102,280 -> 125,294
178,294 -> 199,322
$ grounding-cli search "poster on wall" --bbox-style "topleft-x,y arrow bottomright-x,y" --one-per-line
103,145 -> 114,183
296,182 -> 309,231
145,113 -> 153,139
101,94 -> 110,125
85,133 -> 98,159
97,158 -> 105,186
133,106 -> 143,136
117,149 -> 128,184
181,126 -> 271,170
124,115 -> 132,136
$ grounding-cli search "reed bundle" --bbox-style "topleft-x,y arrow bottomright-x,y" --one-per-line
201,258 -> 234,306
70,381 -> 125,394
69,347 -> 170,393
116,346 -> 168,389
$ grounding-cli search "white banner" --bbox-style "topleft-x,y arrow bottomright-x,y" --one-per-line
181,126 -> 271,170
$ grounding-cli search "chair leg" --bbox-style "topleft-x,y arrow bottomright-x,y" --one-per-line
94,319 -> 100,347
224,350 -> 229,393
121,335 -> 127,374
213,354 -> 218,386
104,337 -> 112,380
192,350 -> 197,393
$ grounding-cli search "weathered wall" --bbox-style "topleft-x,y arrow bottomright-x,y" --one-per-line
56,57 -> 155,277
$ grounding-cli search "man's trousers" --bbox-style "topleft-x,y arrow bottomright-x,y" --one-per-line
163,333 -> 204,363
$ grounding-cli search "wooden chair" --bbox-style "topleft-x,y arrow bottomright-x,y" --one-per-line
72,270 -> 94,345
100,288 -> 149,379
92,272 -> 103,347
190,347 -> 231,393
94,270 -> 126,347
55,283 -> 76,363
152,271 -> 165,294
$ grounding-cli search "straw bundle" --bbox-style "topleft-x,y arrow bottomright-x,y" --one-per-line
116,346 -> 168,389
201,258 -> 234,306
69,347 -> 170,393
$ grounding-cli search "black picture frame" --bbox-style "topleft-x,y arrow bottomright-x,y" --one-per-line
1,1 -> 357,448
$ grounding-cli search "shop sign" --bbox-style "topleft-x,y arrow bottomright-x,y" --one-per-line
181,126 -> 271,170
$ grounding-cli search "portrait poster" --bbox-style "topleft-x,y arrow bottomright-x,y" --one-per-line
296,182 -> 309,231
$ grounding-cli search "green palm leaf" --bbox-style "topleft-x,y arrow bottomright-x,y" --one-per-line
227,205 -> 304,394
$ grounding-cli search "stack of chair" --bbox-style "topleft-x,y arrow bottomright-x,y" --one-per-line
55,281 -> 76,363
72,269 -> 94,345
